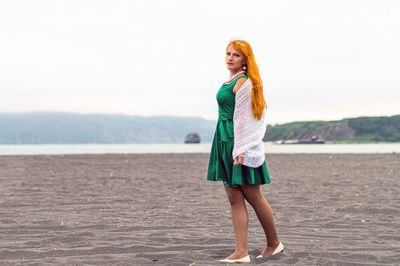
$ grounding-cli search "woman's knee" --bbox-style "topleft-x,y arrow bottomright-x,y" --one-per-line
225,187 -> 245,206
241,186 -> 264,206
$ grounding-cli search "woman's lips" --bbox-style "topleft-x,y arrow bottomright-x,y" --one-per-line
227,62 -> 233,65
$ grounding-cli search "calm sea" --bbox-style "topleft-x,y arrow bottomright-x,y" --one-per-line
0,143 -> 399,155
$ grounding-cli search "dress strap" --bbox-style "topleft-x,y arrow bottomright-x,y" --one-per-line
224,75 -> 248,85
233,75 -> 248,82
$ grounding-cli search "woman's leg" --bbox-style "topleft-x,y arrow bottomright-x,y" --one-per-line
224,185 -> 249,259
240,185 -> 280,256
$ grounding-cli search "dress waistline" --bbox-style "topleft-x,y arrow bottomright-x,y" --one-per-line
217,118 -> 233,142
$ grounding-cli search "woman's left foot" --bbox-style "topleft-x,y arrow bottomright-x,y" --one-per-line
256,242 -> 284,258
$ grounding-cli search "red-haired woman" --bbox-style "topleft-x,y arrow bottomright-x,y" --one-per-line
207,37 -> 284,263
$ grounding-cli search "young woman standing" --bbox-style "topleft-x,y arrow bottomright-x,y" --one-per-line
207,37 -> 284,263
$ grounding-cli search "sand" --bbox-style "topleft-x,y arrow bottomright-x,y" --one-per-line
0,153 -> 399,265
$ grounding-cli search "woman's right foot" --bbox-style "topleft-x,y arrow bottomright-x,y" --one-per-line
219,253 -> 250,263
224,251 -> 249,260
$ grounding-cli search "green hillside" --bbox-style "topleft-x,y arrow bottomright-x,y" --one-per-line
264,115 -> 400,143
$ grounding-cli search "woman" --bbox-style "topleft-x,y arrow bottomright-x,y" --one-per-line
207,37 -> 284,263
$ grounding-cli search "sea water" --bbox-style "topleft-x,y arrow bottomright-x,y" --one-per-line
0,143 -> 399,155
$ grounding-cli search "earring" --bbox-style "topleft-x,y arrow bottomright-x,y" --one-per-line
243,66 -> 247,70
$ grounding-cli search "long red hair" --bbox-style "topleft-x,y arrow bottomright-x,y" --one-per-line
226,40 -> 266,120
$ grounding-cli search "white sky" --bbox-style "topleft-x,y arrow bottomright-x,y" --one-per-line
1,0 -> 399,125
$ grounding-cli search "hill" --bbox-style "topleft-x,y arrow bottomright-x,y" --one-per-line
264,115 -> 400,143
0,112 -> 216,144
1,112 -> 399,144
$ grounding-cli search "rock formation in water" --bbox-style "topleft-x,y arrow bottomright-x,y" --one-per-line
184,132 -> 201,144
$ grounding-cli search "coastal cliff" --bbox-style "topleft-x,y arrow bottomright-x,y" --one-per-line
264,115 -> 400,143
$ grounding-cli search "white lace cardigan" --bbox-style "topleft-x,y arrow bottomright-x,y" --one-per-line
232,78 -> 267,168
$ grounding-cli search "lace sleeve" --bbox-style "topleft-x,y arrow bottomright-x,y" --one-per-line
232,79 -> 267,168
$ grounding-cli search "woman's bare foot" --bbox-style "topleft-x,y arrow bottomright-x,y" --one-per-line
225,250 -> 249,260
260,241 -> 281,257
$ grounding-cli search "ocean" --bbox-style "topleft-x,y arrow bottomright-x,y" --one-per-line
0,143 -> 399,155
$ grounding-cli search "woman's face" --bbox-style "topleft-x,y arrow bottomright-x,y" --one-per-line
225,45 -> 246,72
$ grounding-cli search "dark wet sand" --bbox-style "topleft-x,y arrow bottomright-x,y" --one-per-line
0,153 -> 399,265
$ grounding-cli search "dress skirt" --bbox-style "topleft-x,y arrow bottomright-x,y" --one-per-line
207,119 -> 271,188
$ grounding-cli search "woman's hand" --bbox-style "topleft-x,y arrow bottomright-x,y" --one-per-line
233,153 -> 244,166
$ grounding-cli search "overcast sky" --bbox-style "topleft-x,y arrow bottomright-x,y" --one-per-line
1,0 -> 399,124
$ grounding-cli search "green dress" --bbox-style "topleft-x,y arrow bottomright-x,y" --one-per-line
207,75 -> 271,188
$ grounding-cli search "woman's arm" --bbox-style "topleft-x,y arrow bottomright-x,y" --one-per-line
232,77 -> 248,165
232,78 -> 247,95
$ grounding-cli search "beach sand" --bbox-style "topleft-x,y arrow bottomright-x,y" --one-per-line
0,153 -> 399,265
